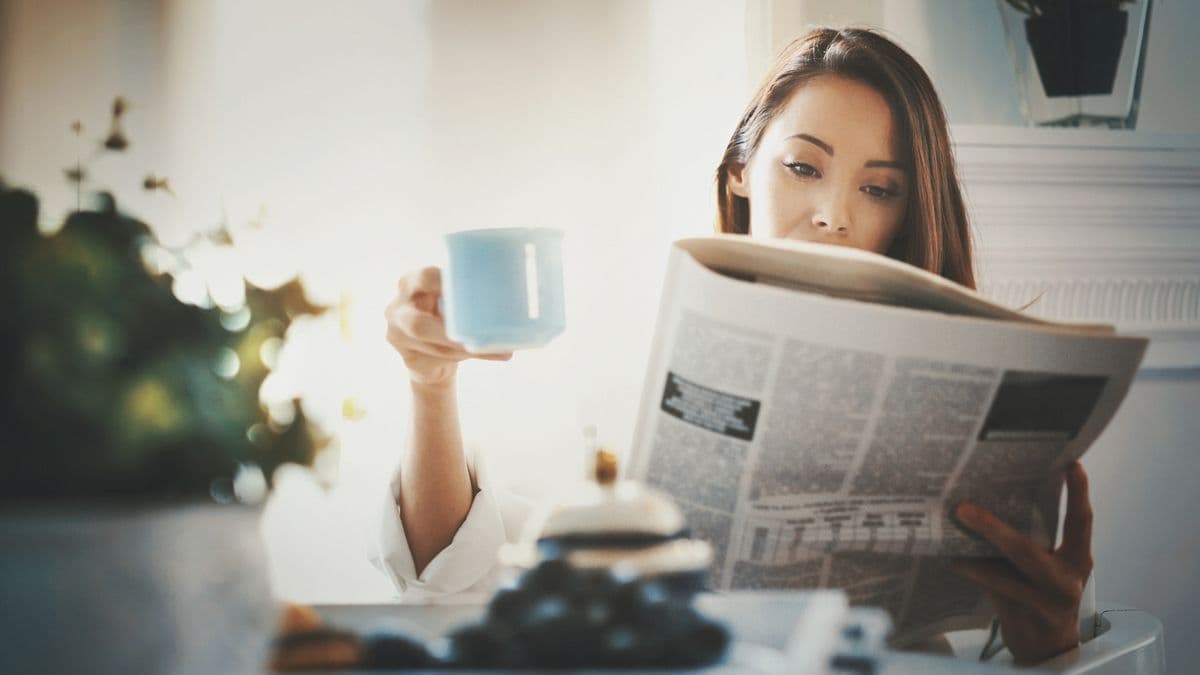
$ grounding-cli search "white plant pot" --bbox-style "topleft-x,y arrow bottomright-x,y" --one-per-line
0,502 -> 276,674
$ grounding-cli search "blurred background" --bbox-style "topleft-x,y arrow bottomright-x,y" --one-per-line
1,0 -> 1197,664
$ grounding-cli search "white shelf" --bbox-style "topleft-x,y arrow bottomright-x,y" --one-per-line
951,124 -> 1200,151
950,125 -> 1200,370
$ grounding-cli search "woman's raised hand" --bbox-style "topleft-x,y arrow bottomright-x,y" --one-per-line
951,462 -> 1094,666
385,267 -> 512,386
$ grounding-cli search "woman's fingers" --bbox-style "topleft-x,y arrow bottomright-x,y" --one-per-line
397,266 -> 444,315
386,269 -> 516,373
388,306 -> 512,361
1058,462 -> 1094,577
955,503 -> 1062,592
397,266 -> 442,297
474,352 -> 514,361
390,306 -> 462,350
951,559 -> 1047,609
391,272 -> 457,347
385,303 -> 460,353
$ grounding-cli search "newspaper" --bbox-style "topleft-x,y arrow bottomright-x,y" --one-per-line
627,235 -> 1148,646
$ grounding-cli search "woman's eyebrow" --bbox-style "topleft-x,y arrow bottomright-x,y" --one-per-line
785,133 -> 906,170
786,133 -> 834,155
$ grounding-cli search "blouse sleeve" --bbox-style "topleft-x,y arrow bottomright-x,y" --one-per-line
369,444 -> 534,598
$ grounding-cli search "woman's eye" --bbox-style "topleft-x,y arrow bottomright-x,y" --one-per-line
862,185 -> 895,199
784,162 -> 819,178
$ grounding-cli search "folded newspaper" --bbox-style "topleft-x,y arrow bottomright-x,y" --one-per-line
627,235 -> 1147,645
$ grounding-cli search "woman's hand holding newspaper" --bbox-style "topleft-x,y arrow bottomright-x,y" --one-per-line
951,462 -> 1093,666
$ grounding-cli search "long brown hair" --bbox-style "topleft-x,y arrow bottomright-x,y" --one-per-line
716,27 -> 976,289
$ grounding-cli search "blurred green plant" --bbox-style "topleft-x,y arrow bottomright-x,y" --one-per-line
0,98 -> 329,501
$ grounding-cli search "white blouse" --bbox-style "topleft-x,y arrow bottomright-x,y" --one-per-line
369,447 -> 535,599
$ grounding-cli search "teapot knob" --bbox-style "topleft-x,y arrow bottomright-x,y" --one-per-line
593,448 -> 618,486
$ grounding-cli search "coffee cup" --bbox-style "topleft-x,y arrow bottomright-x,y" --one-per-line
441,227 -> 566,353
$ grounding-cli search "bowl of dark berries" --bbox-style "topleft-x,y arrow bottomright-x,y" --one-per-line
441,556 -> 730,670
442,448 -> 728,669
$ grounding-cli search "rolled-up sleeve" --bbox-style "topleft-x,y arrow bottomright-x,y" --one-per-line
370,445 -> 533,598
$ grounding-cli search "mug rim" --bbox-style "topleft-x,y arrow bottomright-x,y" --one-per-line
445,226 -> 563,240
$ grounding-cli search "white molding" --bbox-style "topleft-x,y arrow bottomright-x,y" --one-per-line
972,205 -> 1198,228
961,157 -> 1200,188
951,124 -> 1200,151
980,276 -> 1200,327
952,125 -> 1200,369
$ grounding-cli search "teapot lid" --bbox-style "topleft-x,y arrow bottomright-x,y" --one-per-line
537,479 -> 686,540
536,449 -> 685,540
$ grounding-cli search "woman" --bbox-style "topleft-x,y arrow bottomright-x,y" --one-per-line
376,28 -> 1093,666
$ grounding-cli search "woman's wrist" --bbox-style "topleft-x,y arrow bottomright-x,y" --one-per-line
408,376 -> 463,454
410,375 -> 456,397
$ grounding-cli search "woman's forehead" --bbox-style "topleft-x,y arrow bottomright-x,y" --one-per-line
766,75 -> 900,160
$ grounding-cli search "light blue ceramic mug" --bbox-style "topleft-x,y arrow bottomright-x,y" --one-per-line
442,227 -> 566,352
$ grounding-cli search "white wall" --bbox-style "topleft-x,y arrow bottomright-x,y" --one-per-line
0,0 -> 168,227
1087,368 -> 1200,664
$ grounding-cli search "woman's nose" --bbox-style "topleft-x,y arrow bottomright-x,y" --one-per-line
812,192 -> 851,234
812,217 -> 848,233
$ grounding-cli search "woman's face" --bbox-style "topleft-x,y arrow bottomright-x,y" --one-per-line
728,74 -> 910,254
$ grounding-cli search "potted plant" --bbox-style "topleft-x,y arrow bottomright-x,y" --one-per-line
1007,0 -> 1134,97
0,99 -> 331,673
